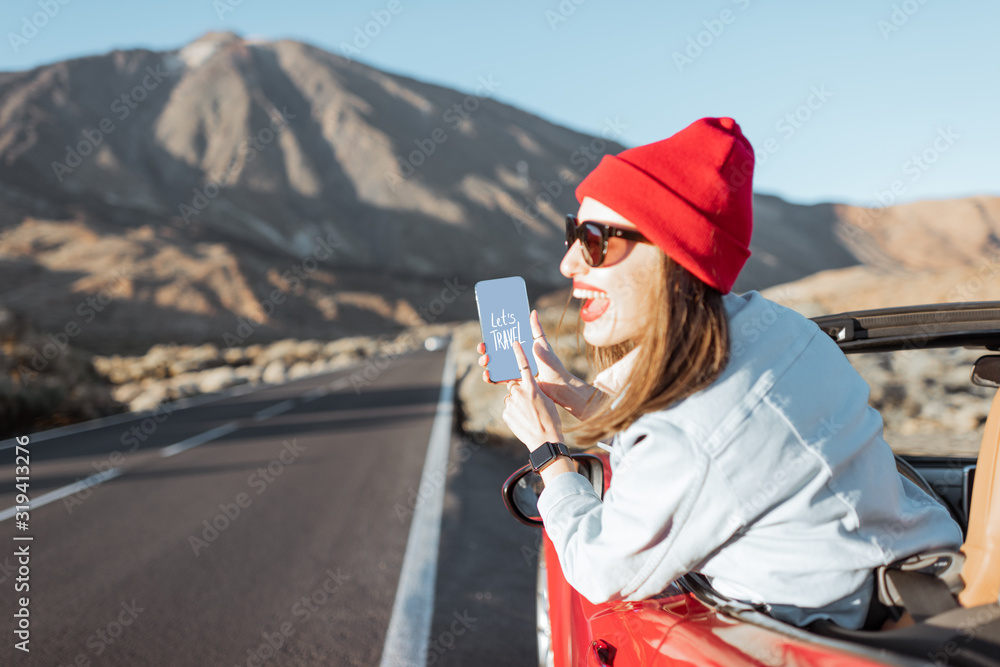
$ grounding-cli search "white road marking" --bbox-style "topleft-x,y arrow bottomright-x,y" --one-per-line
160,422 -> 239,458
302,386 -> 328,402
0,383 -> 255,451
379,343 -> 456,667
253,399 -> 296,421
0,373 -> 359,522
0,361 -> 370,451
329,377 -> 352,391
0,467 -> 122,522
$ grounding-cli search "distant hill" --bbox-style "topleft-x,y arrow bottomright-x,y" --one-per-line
763,196 -> 1000,316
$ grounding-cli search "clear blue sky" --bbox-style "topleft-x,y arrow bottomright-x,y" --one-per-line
2,0 -> 997,207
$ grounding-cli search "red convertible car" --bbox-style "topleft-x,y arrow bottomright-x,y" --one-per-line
503,301 -> 1000,666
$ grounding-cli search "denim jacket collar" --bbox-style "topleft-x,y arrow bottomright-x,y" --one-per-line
591,292 -> 744,452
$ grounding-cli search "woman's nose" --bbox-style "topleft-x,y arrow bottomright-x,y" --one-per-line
560,240 -> 588,279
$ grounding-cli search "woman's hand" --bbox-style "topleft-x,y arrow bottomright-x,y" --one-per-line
524,309 -> 573,396
476,310 -> 575,394
478,310 -> 564,386
502,338 -> 563,452
478,310 -> 602,417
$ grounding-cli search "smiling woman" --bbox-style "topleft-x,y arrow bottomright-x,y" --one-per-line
476,116 -> 963,632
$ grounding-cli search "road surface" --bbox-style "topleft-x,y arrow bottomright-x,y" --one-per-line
0,348 -> 539,666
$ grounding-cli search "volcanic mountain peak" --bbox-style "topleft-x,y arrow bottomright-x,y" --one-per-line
172,31 -> 245,70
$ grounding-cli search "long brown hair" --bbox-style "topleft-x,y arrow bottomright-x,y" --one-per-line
556,251 -> 731,450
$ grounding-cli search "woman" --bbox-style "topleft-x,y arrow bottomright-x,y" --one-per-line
476,117 -> 963,630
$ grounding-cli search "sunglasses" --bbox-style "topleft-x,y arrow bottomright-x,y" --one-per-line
565,215 -> 652,267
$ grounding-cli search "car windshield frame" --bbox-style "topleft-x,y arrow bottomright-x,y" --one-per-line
810,300 -> 1000,353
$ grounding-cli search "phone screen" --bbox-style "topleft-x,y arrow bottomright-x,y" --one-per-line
475,276 -> 538,383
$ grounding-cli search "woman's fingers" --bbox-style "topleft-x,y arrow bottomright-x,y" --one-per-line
529,310 -> 549,354
529,309 -> 544,338
504,340 -> 563,448
476,340 -> 493,383
512,339 -> 535,387
528,310 -> 569,386
477,340 -> 489,373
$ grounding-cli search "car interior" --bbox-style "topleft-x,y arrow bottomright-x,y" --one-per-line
794,364 -> 1000,662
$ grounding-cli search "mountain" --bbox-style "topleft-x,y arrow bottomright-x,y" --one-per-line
764,196 -> 1000,316
0,31 -> 995,357
1,32 -> 621,353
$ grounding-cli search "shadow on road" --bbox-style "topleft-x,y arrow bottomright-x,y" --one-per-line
429,433 -> 540,666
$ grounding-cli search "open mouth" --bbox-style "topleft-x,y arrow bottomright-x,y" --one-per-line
574,288 -> 610,322
573,288 -> 608,300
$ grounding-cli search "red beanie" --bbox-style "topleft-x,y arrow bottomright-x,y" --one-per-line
575,117 -> 754,294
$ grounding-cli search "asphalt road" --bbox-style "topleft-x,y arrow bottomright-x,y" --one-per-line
0,348 -> 539,666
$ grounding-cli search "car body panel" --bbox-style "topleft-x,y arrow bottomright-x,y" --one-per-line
542,453 -> 914,667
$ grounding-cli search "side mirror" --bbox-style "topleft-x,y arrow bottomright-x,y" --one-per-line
501,453 -> 605,527
973,355 -> 1000,387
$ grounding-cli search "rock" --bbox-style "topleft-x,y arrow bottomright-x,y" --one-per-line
129,385 -> 168,413
323,336 -> 377,359
91,356 -> 114,376
189,342 -> 220,361
294,340 -> 324,362
197,366 -> 240,393
917,400 -> 950,426
262,360 -> 286,384
168,371 -> 203,398
287,361 -> 313,380
326,355 -> 356,370
112,383 -> 144,405
101,356 -> 133,384
223,347 -> 248,365
257,339 -> 301,367
165,343 -> 225,376
234,365 -> 263,384
323,339 -> 349,357
167,359 -> 197,377
142,344 -> 176,378
940,399 -> 987,432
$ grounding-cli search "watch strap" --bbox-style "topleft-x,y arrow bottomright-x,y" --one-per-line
529,441 -> 570,472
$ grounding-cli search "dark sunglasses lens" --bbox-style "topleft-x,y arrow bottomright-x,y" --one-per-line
565,217 -> 605,266
580,223 -> 604,266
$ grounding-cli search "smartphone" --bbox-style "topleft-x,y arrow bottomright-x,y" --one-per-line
475,276 -> 538,383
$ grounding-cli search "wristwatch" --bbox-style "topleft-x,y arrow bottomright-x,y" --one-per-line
529,441 -> 570,473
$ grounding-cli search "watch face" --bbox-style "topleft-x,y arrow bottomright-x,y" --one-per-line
529,445 -> 549,471
530,442 -> 565,472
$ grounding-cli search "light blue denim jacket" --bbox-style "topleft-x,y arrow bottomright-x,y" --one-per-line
537,290 -> 964,629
